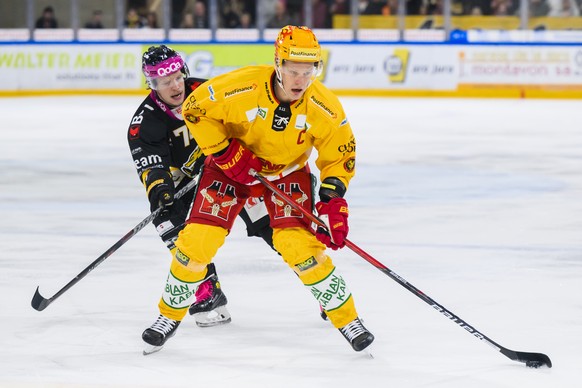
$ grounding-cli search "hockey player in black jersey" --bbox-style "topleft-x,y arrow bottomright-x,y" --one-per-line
128,45 -> 275,353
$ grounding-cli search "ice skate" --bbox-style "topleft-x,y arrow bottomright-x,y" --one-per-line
339,317 -> 374,352
188,265 -> 231,327
142,314 -> 180,355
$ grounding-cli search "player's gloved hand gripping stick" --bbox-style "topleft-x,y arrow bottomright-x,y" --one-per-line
213,139 -> 262,185
250,169 -> 552,369
315,198 -> 349,250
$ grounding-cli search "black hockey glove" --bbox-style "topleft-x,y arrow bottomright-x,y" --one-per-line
153,199 -> 186,249
145,169 -> 175,213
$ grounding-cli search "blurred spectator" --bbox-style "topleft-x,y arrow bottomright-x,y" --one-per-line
240,0 -> 257,20
192,1 -> 210,28
124,7 -> 144,28
267,0 -> 296,28
85,10 -> 104,28
527,0 -> 551,16
383,0 -> 399,15
462,0 -> 491,15
451,0 -> 464,15
491,0 -> 518,15
330,0 -> 350,14
469,5 -> 484,14
221,0 -> 243,28
420,0 -> 444,14
286,0 -> 304,17
172,0 -> 187,27
491,0 -> 510,14
35,6 -> 58,28
360,0 -> 386,14
240,12 -> 255,28
312,0 -> 331,28
358,0 -> 371,13
145,11 -> 160,28
548,0 -> 580,15
564,0 -> 581,14
406,0 -> 423,14
180,12 -> 196,28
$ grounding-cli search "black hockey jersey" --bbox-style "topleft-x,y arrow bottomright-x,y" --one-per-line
127,78 -> 207,187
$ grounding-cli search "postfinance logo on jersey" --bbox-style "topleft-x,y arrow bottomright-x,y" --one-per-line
224,84 -> 257,99
310,95 -> 337,119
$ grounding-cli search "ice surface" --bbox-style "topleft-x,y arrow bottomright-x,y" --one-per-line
0,96 -> 580,387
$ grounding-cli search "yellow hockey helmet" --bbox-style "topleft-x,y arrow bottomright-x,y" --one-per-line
274,26 -> 323,91
274,25 -> 321,66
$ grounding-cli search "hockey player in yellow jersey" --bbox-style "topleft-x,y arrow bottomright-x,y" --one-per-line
141,25 -> 374,354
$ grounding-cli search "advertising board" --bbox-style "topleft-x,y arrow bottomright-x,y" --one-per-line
1,43 -> 581,98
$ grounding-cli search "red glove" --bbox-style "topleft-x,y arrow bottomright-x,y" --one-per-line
315,197 -> 349,250
213,139 -> 262,185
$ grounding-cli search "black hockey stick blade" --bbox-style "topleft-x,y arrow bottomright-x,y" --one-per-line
31,286 -> 50,311
30,176 -> 199,312
503,349 -> 552,368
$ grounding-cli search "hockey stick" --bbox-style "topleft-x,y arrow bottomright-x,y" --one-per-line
252,171 -> 552,368
31,175 -> 199,312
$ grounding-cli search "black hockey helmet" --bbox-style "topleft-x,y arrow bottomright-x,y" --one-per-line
142,45 -> 189,89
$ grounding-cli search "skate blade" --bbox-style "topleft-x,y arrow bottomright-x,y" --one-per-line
143,344 -> 164,356
362,343 -> 374,359
196,317 -> 232,328
194,305 -> 232,328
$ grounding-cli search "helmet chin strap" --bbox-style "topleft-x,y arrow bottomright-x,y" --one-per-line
274,65 -> 290,100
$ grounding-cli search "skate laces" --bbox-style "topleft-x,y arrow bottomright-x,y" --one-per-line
195,278 -> 214,302
151,315 -> 177,335
340,318 -> 366,341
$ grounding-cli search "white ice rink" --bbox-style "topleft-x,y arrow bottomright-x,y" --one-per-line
0,95 -> 580,387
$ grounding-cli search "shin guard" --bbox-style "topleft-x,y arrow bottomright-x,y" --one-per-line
274,227 -> 358,329
158,257 -> 207,321
305,267 -> 358,329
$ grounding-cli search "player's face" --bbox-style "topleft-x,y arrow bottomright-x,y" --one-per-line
278,61 -> 317,102
154,71 -> 185,107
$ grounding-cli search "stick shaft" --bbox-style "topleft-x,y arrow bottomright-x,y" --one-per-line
254,173 -> 551,367
31,176 -> 199,311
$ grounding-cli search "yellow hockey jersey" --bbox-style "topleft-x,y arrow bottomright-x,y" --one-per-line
183,65 -> 356,188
